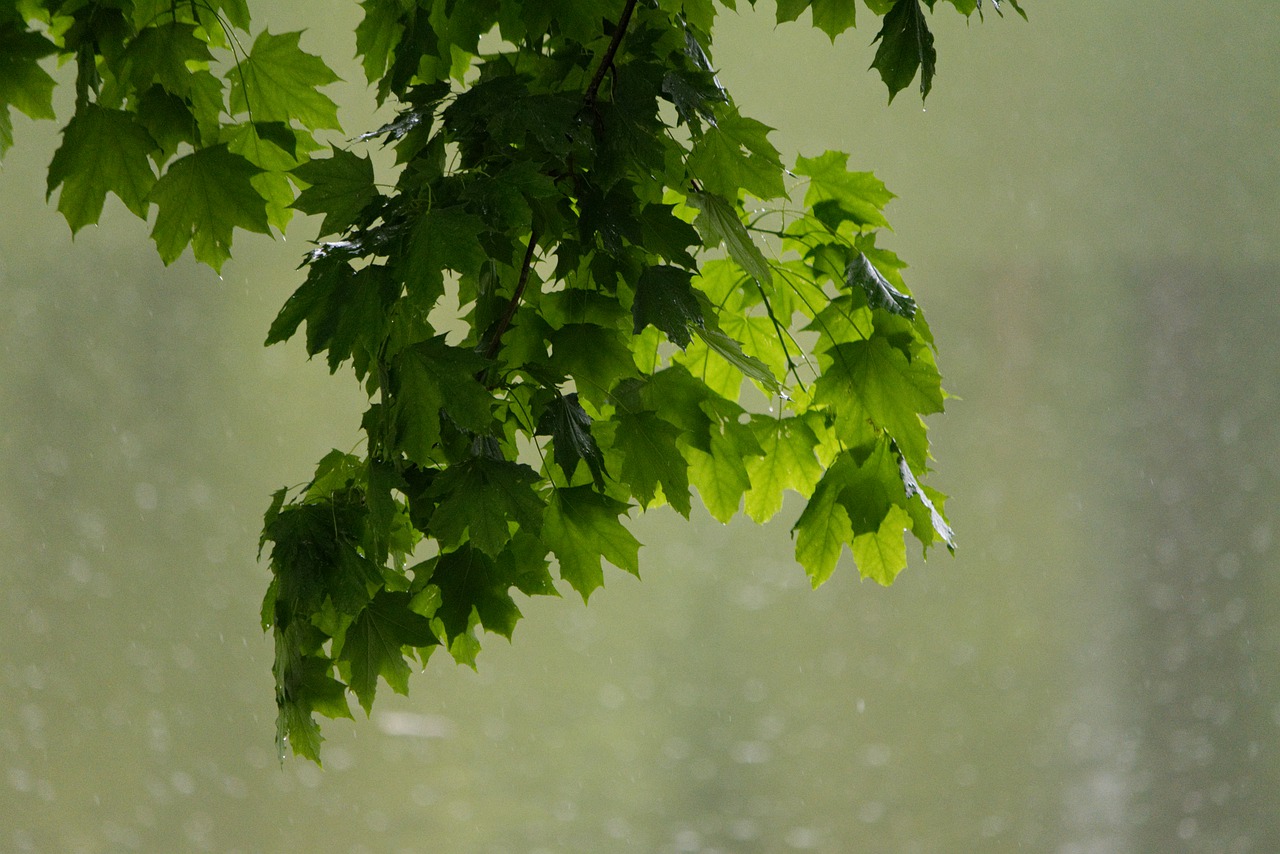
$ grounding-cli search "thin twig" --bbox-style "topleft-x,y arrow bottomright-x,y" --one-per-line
483,229 -> 540,364
585,0 -> 640,107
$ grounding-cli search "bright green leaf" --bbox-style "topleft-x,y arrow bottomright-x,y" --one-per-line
851,503 -> 912,584
744,416 -> 824,522
230,30 -> 342,130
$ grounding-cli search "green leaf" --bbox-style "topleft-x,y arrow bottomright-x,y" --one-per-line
687,191 -> 773,285
229,30 -> 342,130
549,323 -> 640,407
814,335 -> 944,470
0,23 -> 57,126
355,0 -> 406,85
393,337 -> 494,465
848,251 -> 916,318
792,461 -> 855,587
896,447 -> 955,551
744,417 -> 824,523
633,265 -> 703,347
46,105 -> 157,231
536,392 -> 607,489
793,150 -> 894,231
277,696 -> 324,763
119,23 -> 215,98
341,591 -> 437,714
611,410 -> 692,517
135,86 -> 199,161
686,427 -> 757,523
851,503 -> 912,585
292,147 -> 377,237
871,0 -> 937,102
148,144 -> 270,270
688,108 -> 786,201
543,486 -> 641,602
429,546 -> 524,640
400,206 -> 488,303
427,457 -> 544,557
694,327 -> 782,393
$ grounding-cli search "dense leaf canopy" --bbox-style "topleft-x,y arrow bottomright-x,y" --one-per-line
2,0 -> 1023,762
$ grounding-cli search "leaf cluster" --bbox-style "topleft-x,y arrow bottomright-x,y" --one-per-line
3,0 -> 1026,762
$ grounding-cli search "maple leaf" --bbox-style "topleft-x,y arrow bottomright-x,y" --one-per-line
0,23 -> 57,147
687,191 -> 773,285
46,105 -> 157,231
633,265 -> 704,347
536,392 -> 607,489
229,30 -> 342,131
543,487 -> 641,601
391,337 -> 494,465
427,456 -> 544,557
549,323 -> 640,407
341,591 -> 437,714
792,463 -> 856,587
428,545 -> 524,641
744,417 -> 824,523
148,144 -> 270,270
686,426 -> 759,523
794,151 -> 894,231
872,0 -> 937,102
852,504 -> 913,585
291,147 -> 378,237
814,335 -> 944,471
688,108 -> 787,201
611,410 -> 692,517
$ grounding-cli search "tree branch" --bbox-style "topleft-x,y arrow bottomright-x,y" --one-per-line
483,229 -> 540,366
484,0 -> 641,372
584,0 -> 640,107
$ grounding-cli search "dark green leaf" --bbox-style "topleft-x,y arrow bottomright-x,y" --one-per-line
633,265 -> 703,347
341,590 -> 438,713
427,456 -> 544,557
429,545 -> 524,640
292,147 -> 378,237
536,392 -> 607,489
549,324 -> 640,407
611,410 -> 692,517
47,105 -> 157,231
0,23 -> 58,127
871,0 -> 937,102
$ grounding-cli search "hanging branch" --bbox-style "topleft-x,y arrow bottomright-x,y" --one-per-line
483,0 -> 641,367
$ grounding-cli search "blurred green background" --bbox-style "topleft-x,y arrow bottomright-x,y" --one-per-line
2,2 -> 1277,851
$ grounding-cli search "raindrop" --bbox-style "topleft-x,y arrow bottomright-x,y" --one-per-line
784,826 -> 819,849
134,482 -> 158,511
598,683 -> 626,709
859,801 -> 886,824
730,740 -> 771,764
